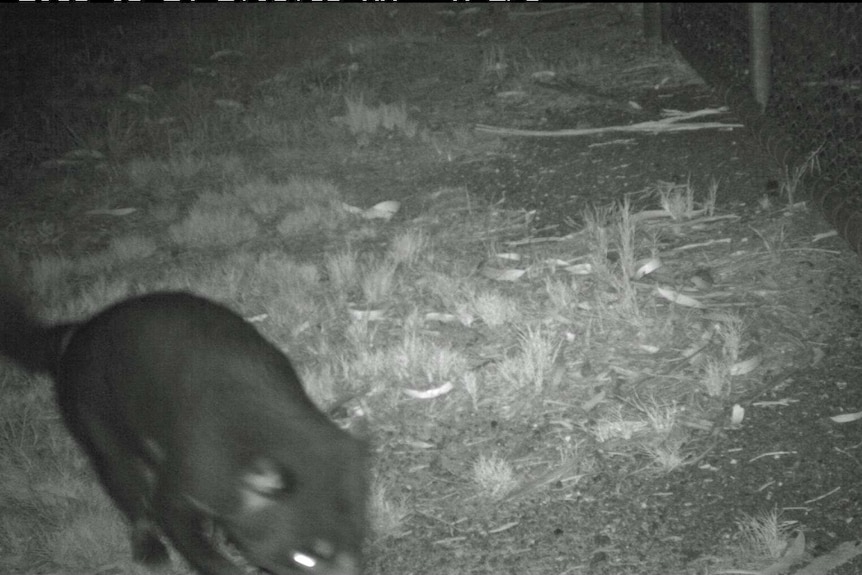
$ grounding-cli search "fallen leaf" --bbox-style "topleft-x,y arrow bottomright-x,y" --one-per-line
404,381 -> 453,399
425,312 -> 459,323
656,286 -> 705,308
565,263 -> 592,275
634,257 -> 662,279
363,200 -> 400,220
730,354 -> 761,376
85,208 -> 137,216
348,308 -> 385,321
830,411 -> 862,424
481,268 -> 526,282
730,404 -> 745,426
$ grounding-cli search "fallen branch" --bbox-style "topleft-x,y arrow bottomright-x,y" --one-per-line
476,107 -> 743,138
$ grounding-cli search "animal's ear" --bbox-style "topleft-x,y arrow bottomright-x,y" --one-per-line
329,400 -> 371,443
239,459 -> 297,513
343,413 -> 370,443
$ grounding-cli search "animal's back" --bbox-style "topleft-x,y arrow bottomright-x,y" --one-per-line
59,293 -> 326,439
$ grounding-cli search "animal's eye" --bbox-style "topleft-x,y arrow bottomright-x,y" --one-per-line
244,459 -> 297,496
239,460 -> 300,514
278,467 -> 298,496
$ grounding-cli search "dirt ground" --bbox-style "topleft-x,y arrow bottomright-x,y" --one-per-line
337,7 -> 862,574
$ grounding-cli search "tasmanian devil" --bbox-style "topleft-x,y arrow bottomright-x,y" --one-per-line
0,280 -> 367,575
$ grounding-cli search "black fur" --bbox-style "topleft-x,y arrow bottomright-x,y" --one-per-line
0,282 -> 367,575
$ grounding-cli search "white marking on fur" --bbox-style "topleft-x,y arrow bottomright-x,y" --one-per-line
240,459 -> 282,513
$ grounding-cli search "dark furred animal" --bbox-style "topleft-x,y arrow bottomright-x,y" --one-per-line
0,285 -> 367,575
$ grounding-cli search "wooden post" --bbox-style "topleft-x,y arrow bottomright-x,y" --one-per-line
749,3 -> 771,112
644,3 -> 663,46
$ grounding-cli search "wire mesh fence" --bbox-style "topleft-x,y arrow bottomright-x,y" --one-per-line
667,4 -> 862,254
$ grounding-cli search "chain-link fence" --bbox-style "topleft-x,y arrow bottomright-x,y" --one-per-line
666,3 -> 862,254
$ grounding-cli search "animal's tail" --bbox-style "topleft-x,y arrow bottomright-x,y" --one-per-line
0,258 -> 67,375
